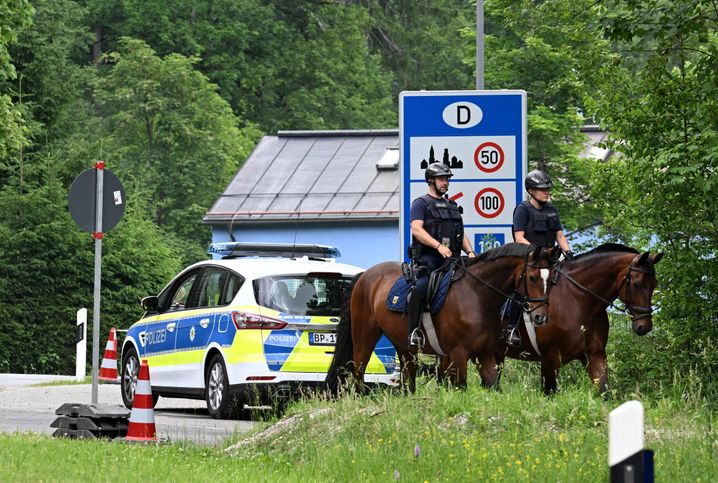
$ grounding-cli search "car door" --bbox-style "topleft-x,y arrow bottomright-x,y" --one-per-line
141,269 -> 201,389
173,267 -> 228,389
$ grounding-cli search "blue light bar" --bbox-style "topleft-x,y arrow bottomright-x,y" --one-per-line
207,242 -> 341,260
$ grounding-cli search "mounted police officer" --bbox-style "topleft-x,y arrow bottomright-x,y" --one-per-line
506,169 -> 572,346
407,162 -> 476,350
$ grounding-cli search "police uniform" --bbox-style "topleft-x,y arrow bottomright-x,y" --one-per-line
512,200 -> 564,248
407,193 -> 464,346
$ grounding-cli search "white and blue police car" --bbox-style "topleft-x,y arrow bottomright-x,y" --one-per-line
120,242 -> 398,418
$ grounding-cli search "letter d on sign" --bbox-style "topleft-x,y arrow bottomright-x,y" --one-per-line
443,102 -> 482,129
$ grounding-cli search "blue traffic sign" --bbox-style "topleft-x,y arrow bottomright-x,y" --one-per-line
399,90 -> 527,257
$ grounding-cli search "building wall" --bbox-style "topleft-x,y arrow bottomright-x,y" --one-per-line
211,221 -> 401,269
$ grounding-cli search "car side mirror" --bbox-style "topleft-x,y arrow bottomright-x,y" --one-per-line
141,296 -> 158,312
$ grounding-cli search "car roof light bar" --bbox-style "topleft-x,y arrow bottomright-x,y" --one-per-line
208,242 -> 341,260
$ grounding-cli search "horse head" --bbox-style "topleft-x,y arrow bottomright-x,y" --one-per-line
619,251 -> 664,335
515,246 -> 560,326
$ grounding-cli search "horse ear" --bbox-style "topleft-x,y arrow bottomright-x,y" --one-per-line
652,252 -> 664,265
531,246 -> 543,260
637,252 -> 651,266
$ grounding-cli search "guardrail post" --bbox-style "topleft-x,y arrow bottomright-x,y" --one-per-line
609,400 -> 654,482
76,308 -> 87,381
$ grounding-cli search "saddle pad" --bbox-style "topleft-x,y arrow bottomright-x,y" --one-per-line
385,270 -> 452,314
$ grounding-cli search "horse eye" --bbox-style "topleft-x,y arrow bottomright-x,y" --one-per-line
529,276 -> 539,283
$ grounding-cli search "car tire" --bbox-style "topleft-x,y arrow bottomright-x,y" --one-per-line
206,354 -> 238,419
121,347 -> 159,409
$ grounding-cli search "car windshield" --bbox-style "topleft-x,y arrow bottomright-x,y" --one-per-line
254,274 -> 353,316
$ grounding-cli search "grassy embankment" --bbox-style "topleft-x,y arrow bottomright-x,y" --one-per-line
1,360 -> 716,481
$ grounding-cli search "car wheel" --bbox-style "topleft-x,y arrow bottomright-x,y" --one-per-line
121,348 -> 159,409
206,354 -> 238,419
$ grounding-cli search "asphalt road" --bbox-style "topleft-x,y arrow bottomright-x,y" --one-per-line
0,375 -> 256,446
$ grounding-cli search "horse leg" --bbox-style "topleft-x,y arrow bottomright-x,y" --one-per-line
446,350 -> 469,389
398,350 -> 417,393
476,352 -> 500,389
587,351 -> 608,395
586,312 -> 610,395
351,321 -> 383,395
540,351 -> 562,395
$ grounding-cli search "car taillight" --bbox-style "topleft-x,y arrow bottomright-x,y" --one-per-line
232,311 -> 287,330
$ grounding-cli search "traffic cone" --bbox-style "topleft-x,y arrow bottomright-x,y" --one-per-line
125,359 -> 157,441
98,327 -> 119,383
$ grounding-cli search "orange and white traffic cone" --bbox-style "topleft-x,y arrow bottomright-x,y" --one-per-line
98,327 -> 119,383
125,359 -> 157,441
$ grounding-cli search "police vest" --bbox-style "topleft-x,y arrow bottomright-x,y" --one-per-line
513,200 -> 561,248
415,194 -> 464,256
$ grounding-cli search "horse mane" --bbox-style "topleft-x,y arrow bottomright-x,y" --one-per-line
572,242 -> 639,263
466,242 -> 533,266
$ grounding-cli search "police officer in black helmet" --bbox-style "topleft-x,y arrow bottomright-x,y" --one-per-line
506,169 -> 572,346
407,162 -> 476,350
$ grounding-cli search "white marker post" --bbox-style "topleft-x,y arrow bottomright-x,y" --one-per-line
75,308 -> 87,381
609,400 -> 654,482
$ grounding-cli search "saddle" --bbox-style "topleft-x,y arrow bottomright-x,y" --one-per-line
385,261 -> 457,314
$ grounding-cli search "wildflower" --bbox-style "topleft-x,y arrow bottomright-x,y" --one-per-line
394,469 -> 400,480
415,443 -> 421,458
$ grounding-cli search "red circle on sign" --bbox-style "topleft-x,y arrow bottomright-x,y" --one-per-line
474,142 -> 505,173
474,187 -> 505,219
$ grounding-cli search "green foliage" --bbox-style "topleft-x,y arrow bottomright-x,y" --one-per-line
85,0 -> 396,132
361,0 -> 476,92
93,38 -> 260,246
483,0 -> 605,232
1,370 -> 717,480
585,0 -> 718,391
0,0 -> 33,159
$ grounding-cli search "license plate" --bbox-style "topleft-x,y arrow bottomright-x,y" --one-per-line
309,332 -> 336,346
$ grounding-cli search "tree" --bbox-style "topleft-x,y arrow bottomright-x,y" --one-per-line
585,0 -> 718,394
84,0 -> 396,132
92,38 -> 259,247
0,0 -> 33,161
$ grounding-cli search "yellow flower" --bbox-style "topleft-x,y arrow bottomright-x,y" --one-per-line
559,433 -> 566,442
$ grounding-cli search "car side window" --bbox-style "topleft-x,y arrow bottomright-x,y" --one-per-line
169,274 -> 198,311
197,269 -> 228,308
221,273 -> 243,305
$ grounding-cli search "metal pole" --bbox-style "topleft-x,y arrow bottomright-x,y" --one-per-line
476,0 -> 484,90
91,163 -> 104,404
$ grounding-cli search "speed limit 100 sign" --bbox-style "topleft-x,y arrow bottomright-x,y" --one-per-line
474,187 -> 505,218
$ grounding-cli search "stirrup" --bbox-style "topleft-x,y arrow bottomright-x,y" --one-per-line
408,328 -> 424,350
507,327 -> 522,348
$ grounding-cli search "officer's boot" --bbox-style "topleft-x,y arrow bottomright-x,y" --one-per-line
506,301 -> 523,348
407,290 -> 424,350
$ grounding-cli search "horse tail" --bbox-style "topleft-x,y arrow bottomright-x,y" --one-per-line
325,272 -> 363,396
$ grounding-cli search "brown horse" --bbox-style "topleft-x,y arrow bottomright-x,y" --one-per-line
326,243 -> 559,394
498,243 -> 663,394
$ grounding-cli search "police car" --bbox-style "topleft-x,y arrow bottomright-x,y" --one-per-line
120,242 -> 398,418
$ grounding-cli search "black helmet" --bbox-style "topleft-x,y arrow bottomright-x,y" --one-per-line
525,170 -> 552,190
425,162 -> 453,182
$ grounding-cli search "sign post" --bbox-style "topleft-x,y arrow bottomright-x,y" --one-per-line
399,90 -> 527,257
68,163 -> 125,404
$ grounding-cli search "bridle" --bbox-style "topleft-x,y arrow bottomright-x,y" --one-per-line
553,255 -> 654,323
449,251 -> 551,315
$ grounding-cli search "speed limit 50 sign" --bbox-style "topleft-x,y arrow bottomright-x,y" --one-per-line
399,90 -> 527,257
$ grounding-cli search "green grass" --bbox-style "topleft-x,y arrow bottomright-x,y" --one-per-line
31,376 -> 93,387
2,361 -> 716,481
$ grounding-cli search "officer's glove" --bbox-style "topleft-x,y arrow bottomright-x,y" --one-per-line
563,250 -> 574,261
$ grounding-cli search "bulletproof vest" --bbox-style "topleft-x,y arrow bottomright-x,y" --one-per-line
514,200 -> 561,248
414,194 -> 464,256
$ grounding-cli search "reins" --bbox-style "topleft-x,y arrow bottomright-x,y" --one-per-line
553,258 -> 653,322
447,252 -> 546,313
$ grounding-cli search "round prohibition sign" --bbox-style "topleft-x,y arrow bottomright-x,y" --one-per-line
474,142 -> 505,173
474,187 -> 505,219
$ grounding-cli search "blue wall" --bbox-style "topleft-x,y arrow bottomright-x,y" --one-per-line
211,221 -> 401,269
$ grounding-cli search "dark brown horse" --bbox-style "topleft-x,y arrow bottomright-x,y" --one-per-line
498,243 -> 663,394
326,243 -> 559,394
